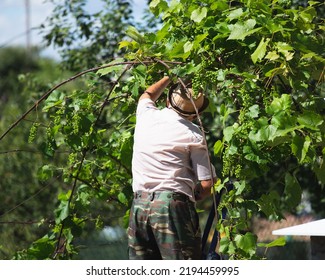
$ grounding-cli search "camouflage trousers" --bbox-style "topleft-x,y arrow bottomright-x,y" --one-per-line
127,191 -> 201,260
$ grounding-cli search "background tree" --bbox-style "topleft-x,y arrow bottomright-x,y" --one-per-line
41,0 -> 134,70
0,47 -> 67,258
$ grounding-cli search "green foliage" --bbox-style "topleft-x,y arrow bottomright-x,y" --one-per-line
1,0 -> 324,260
0,48 -> 65,259
124,0 -> 324,259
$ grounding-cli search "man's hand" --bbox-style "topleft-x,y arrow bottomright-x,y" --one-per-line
194,179 -> 214,201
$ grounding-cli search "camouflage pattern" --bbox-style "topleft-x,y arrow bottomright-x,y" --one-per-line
128,191 -> 201,260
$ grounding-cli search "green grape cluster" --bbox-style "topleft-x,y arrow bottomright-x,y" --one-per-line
28,122 -> 40,144
72,113 -> 81,134
192,65 -> 220,96
191,74 -> 203,97
222,146 -> 236,178
223,154 -> 244,180
234,163 -> 242,179
45,127 -> 56,156
238,112 -> 254,133
53,107 -> 66,129
240,90 -> 254,108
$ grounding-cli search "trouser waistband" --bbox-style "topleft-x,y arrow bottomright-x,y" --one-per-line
134,191 -> 190,202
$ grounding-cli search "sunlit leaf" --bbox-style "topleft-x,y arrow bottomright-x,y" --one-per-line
228,8 -> 244,21
251,38 -> 270,64
228,19 -> 261,40
213,140 -> 224,157
258,237 -> 286,248
191,7 -> 207,23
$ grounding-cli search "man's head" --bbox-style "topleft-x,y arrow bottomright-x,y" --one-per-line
167,84 -> 209,119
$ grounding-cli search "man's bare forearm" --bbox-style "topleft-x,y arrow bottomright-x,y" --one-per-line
140,76 -> 171,102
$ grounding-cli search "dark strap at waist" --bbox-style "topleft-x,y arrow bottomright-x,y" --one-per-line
134,191 -> 190,202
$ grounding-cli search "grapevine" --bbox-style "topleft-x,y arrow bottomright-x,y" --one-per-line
0,0 -> 323,261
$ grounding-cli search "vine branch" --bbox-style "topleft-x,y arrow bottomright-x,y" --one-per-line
0,59 -> 182,142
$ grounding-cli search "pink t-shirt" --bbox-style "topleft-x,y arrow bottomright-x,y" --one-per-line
132,98 -> 215,201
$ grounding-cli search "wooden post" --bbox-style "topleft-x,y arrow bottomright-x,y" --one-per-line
310,236 -> 325,260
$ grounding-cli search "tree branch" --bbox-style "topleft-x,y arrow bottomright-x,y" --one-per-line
0,59 -> 181,142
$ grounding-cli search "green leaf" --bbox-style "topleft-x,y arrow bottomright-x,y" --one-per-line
213,140 -> 224,157
55,201 -> 70,223
284,173 -> 302,209
97,59 -> 125,77
276,42 -> 294,61
150,0 -> 168,16
228,8 -> 244,21
26,235 -> 56,259
264,66 -> 286,77
149,0 -> 161,9
301,52 -> 325,63
246,104 -> 259,118
228,19 -> 262,40
249,125 -> 277,142
299,7 -> 316,24
265,51 -> 280,61
37,165 -> 54,182
183,41 -> 193,53
266,94 -> 292,114
234,232 -> 257,256
219,237 -> 230,253
314,158 -> 325,185
258,191 -> 281,217
211,1 -> 228,11
76,185 -> 91,207
170,62 -> 201,77
291,135 -> 311,163
191,7 -> 208,23
120,131 -> 133,167
251,38 -> 270,64
258,237 -> 286,248
118,192 -> 128,205
223,126 -> 235,142
125,26 -> 145,43
244,149 -> 268,164
119,40 -> 138,50
234,180 -> 246,195
156,22 -> 170,41
43,91 -> 65,112
168,40 -> 188,59
297,111 -> 324,130
123,209 -> 130,228
193,33 -> 208,49
132,64 -> 147,88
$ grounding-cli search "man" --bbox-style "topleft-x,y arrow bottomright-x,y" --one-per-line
128,76 -> 216,260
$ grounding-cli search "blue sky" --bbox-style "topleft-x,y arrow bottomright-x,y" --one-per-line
0,0 -> 148,59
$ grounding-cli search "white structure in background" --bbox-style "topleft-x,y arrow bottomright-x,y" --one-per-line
273,219 -> 325,260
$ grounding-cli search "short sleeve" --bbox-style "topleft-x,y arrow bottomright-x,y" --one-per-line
136,98 -> 157,117
190,144 -> 216,181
